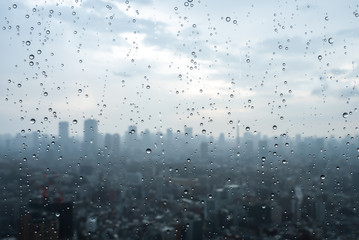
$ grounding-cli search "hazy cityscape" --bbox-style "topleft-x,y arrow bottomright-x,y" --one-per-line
0,119 -> 358,239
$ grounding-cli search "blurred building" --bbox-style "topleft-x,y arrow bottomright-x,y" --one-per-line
83,119 -> 98,156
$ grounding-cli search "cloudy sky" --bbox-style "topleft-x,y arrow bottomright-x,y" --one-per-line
1,0 -> 358,139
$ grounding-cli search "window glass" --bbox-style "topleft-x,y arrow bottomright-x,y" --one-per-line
1,0 -> 358,239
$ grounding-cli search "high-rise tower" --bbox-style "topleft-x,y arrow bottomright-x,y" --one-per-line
59,121 -> 69,152
83,119 -> 98,155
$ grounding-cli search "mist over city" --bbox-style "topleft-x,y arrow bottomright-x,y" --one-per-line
0,119 -> 359,239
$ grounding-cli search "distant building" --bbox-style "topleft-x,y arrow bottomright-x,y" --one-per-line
185,215 -> 203,240
83,119 -> 98,155
104,133 -> 112,150
112,133 -> 120,156
58,122 -> 69,140
125,125 -> 137,151
59,121 -> 69,152
200,142 -> 208,161
184,126 -> 193,138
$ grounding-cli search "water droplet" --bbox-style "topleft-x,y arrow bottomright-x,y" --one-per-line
318,55 -> 322,60
202,129 -> 206,134
73,119 -> 78,124
325,16 -> 329,21
29,54 -> 34,60
342,112 -> 348,118
246,59 -> 250,63
43,92 -> 48,96
208,194 -> 213,199
30,118 -> 36,124
328,37 -> 334,44
37,49 -> 42,54
26,41 -> 31,46
245,126 -> 250,131
282,160 -> 288,164
272,125 -> 277,130
146,85 -> 150,89
12,4 -> 17,9
146,148 -> 152,154
225,17 -> 231,22
55,213 -> 60,217
17,83 -> 22,88
78,89 -> 82,93
320,175 -> 325,180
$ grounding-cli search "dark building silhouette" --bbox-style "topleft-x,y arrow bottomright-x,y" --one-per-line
19,201 -> 73,240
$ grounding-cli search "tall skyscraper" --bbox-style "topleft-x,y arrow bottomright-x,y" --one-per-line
112,133 -> 120,156
59,121 -> 69,140
184,126 -> 193,138
200,142 -> 208,161
83,119 -> 98,155
59,121 -> 69,152
104,133 -> 112,150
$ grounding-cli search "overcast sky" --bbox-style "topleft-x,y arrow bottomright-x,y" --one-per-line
1,0 -> 358,139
